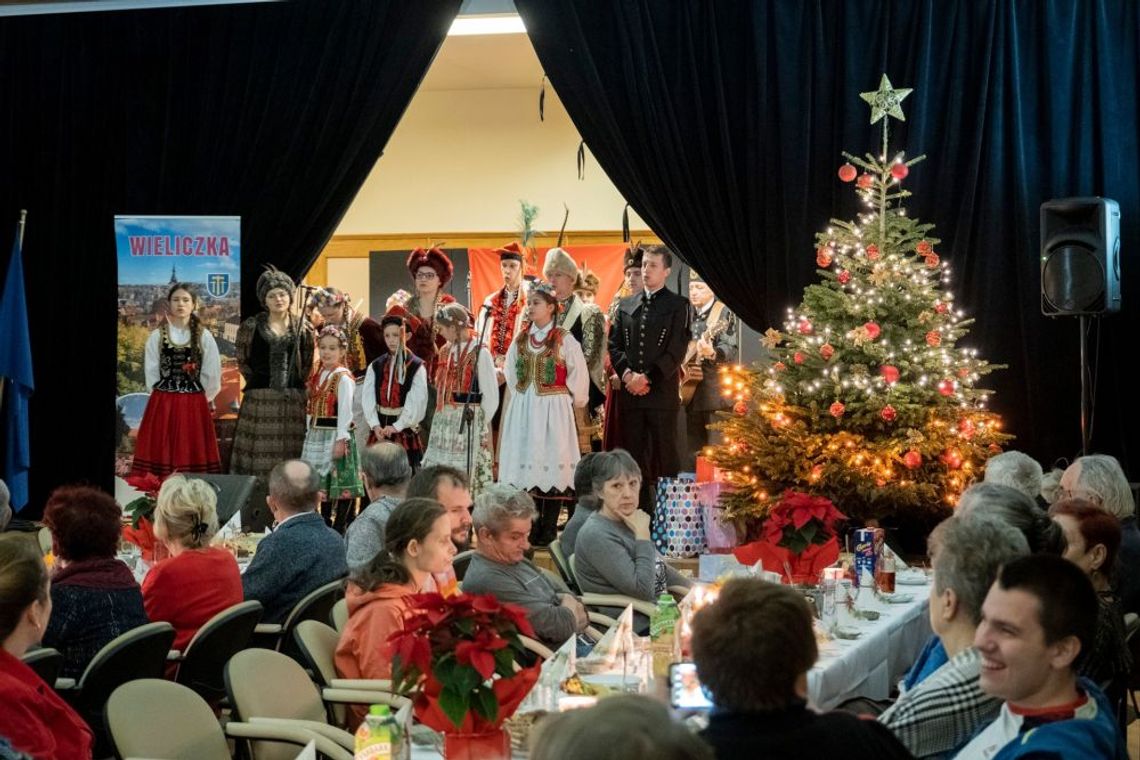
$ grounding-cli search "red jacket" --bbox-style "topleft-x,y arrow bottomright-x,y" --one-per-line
141,547 -> 243,652
0,648 -> 93,759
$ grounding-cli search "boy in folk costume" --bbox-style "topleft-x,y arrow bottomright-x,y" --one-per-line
302,325 -> 364,531
543,247 -> 606,453
498,280 -> 589,546
421,304 -> 499,494
574,266 -> 600,306
362,315 -> 428,469
475,241 -> 529,456
308,287 -> 385,452
603,245 -> 644,450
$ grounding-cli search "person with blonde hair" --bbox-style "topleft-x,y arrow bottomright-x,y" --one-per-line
1060,454 -> 1140,614
141,475 -> 243,652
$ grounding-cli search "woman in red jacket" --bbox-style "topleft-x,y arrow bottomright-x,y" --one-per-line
0,533 -> 94,759
142,475 -> 243,652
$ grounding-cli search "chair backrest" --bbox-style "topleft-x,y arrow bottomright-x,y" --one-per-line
226,648 -> 329,760
278,578 -> 345,660
78,622 -> 177,705
452,550 -> 475,581
548,539 -> 578,592
330,598 -> 348,633
107,679 -> 230,760
177,600 -> 264,703
519,636 -> 555,661
293,620 -> 340,689
20,647 -> 63,686
539,565 -> 571,595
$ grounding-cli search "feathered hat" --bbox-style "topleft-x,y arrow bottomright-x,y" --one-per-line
435,302 -> 473,328
622,244 -> 644,272
406,247 -> 454,286
575,265 -> 600,295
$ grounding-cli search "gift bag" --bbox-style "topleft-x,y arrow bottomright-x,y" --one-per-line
697,482 -> 738,552
651,478 -> 708,558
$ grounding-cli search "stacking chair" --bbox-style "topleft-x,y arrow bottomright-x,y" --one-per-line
253,578 -> 345,659
107,679 -> 348,760
452,549 -> 475,580
329,598 -> 348,633
58,621 -> 176,757
547,538 -> 578,592
569,554 -> 657,617
173,600 -> 263,704
20,647 -> 63,686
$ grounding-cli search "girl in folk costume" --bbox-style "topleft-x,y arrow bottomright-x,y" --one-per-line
498,281 -> 589,546
131,283 -> 222,476
421,304 -> 498,494
384,247 -> 456,441
303,325 -> 364,529
362,315 -> 427,469
232,268 -> 313,484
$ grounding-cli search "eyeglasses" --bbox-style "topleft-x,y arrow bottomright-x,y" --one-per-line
414,271 -> 439,280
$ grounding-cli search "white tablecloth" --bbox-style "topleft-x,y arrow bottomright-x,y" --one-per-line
808,580 -> 933,710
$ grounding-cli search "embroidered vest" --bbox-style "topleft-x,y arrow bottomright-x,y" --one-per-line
306,367 -> 352,426
369,353 -> 423,410
514,327 -> 570,396
155,325 -> 204,394
435,341 -> 481,410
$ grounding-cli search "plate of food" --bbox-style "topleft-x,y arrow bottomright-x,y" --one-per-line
880,592 -> 916,604
833,626 -> 862,641
896,569 -> 930,585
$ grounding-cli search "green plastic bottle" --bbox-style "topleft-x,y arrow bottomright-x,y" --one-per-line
649,594 -> 680,678
354,704 -> 395,760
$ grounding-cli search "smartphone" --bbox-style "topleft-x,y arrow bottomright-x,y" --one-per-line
668,662 -> 714,710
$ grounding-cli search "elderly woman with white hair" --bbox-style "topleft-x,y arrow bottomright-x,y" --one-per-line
461,485 -> 590,649
956,482 -> 1066,556
983,450 -> 1045,506
1060,454 -> 1140,614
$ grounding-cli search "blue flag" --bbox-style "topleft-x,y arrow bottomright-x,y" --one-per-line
0,223 -> 33,511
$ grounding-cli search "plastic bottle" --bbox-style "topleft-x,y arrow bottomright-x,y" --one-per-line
354,704 -> 398,760
649,594 -> 680,678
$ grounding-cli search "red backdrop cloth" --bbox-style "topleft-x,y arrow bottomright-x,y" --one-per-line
469,244 -> 628,310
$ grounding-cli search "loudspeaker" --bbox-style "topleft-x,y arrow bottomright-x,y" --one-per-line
184,473 -> 260,532
1041,197 -> 1121,315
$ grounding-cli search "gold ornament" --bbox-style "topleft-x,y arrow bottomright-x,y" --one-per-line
761,328 -> 784,349
869,266 -> 891,286
860,74 -> 913,125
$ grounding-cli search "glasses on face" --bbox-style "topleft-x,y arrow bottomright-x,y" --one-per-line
415,271 -> 438,281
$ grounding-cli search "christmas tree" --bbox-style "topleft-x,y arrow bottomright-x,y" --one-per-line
708,75 -> 1011,527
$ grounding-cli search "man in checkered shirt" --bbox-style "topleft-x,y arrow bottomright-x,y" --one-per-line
878,514 -> 1029,758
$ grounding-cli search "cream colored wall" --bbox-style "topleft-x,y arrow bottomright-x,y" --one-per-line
334,86 -> 647,235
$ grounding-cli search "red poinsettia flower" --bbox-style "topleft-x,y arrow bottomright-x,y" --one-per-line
125,472 -> 163,497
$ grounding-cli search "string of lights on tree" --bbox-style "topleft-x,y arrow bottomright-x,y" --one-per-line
708,75 -> 1011,526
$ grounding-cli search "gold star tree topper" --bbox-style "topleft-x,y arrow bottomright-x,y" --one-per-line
860,74 -> 912,124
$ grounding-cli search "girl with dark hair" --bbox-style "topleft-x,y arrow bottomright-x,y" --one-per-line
130,282 -> 222,476
361,315 -> 427,469
334,498 -> 455,728
0,534 -> 94,758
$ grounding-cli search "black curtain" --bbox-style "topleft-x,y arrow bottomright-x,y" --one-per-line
0,0 -> 461,512
518,0 -> 1140,475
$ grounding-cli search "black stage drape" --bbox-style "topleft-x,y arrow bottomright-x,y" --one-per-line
0,0 -> 461,513
518,0 -> 1140,475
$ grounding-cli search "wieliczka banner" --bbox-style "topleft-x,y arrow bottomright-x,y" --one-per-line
114,215 -> 241,478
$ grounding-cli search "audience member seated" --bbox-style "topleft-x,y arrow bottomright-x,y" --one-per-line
955,555 -> 1125,759
1059,454 -> 1140,615
984,451 -> 1046,508
462,485 -> 589,650
692,578 -> 912,759
956,482 -> 1066,555
878,514 -> 1028,758
559,451 -> 602,557
40,486 -> 149,680
0,534 -> 94,759
242,460 -> 348,623
335,498 -> 454,728
345,442 -> 412,574
574,450 -> 691,627
142,475 -> 243,652
407,465 -> 473,552
0,480 -> 10,532
1049,499 -> 1132,693
531,694 -> 712,760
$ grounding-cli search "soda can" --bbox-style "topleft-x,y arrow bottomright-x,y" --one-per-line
853,528 -> 877,588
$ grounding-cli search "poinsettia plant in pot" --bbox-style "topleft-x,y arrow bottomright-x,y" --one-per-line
120,472 -> 170,563
734,490 -> 846,584
389,592 -> 541,760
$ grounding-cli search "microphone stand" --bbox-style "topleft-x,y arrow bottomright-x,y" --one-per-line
459,303 -> 494,483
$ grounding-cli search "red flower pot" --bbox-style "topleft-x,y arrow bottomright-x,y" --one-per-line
443,728 -> 510,760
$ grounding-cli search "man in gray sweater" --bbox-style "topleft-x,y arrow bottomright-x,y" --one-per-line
462,485 -> 590,649
344,442 -> 412,574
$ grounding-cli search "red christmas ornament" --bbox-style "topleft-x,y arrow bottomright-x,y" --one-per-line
816,247 -> 833,268
880,365 -> 900,384
837,270 -> 851,285
863,321 -> 881,340
838,163 -> 857,182
934,301 -> 949,314
958,418 -> 976,439
890,163 -> 909,180
957,367 -> 970,379
902,450 -> 922,470
866,244 -> 881,261
925,330 -> 942,347
820,343 -> 835,360
829,401 -> 846,419
797,319 -> 813,335
856,173 -> 874,189
733,401 -> 748,416
773,361 -> 787,372
925,253 -> 940,268
916,240 -> 933,255
793,351 -> 806,365
937,379 -> 956,397
988,443 -> 1003,454
880,404 -> 897,422
942,448 -> 964,470
811,464 -> 825,479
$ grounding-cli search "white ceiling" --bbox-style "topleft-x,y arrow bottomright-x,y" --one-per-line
421,30 -> 543,92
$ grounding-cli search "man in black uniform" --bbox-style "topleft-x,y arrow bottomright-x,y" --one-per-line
608,245 -> 691,516
683,270 -> 738,469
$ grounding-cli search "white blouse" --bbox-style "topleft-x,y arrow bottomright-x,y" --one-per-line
360,360 -> 428,432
